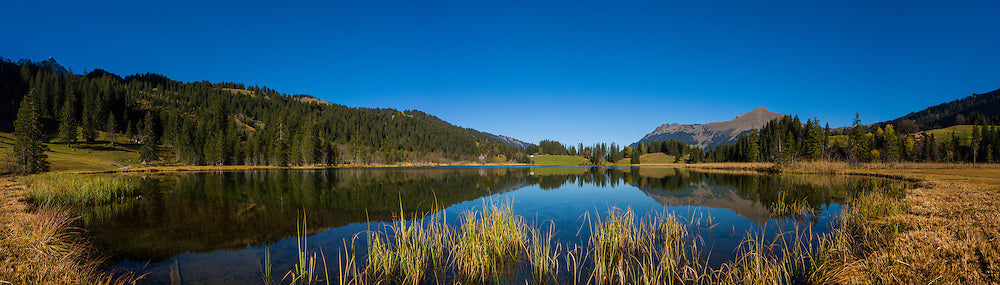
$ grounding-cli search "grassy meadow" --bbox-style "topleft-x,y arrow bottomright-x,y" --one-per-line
0,132 -> 140,172
922,124 -> 997,139
530,154 -> 590,165
826,125 -> 996,146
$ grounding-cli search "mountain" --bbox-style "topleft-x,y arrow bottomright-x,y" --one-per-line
881,88 -> 1000,131
496,135 -> 531,148
0,57 -> 531,164
17,57 -> 69,76
638,106 -> 787,148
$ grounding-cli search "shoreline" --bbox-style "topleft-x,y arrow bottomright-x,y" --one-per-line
3,162 -> 998,283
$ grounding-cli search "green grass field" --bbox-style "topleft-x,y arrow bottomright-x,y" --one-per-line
530,155 -> 589,165
829,125 -> 996,146
528,166 -> 589,175
923,125 -> 997,141
638,152 -> 677,164
0,132 -> 140,172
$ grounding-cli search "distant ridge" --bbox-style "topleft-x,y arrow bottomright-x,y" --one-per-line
638,106 -> 787,148
882,88 -> 1000,130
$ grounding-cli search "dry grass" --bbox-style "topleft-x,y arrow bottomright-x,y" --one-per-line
688,162 -> 1000,284
0,177 -> 146,284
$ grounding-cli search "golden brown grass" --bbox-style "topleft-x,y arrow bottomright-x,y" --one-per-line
688,162 -> 1000,284
0,177 -> 146,284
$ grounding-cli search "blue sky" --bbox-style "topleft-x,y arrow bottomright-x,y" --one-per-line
3,1 -> 999,146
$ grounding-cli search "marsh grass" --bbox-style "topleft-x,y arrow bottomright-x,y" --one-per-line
770,190 -> 816,217
454,200 -> 525,283
280,215 -> 331,285
281,178 -> 913,285
0,204 -> 147,284
18,173 -> 138,205
527,222 -> 560,283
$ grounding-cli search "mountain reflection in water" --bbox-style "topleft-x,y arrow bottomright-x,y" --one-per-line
83,167 -> 899,285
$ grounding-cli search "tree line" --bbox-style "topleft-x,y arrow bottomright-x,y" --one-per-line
705,113 -> 1000,164
529,139 -> 708,164
2,58 -> 530,173
532,112 -> 1000,166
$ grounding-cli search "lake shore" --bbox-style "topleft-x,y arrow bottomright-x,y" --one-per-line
688,162 -> 1000,283
76,162 -> 532,174
2,162 -> 998,283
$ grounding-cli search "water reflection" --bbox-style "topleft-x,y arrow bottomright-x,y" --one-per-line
82,167 -> 903,284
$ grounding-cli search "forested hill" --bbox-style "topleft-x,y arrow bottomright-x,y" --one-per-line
882,88 -> 1000,131
0,57 -> 531,166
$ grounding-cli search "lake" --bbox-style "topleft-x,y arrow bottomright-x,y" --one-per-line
81,166 -> 901,284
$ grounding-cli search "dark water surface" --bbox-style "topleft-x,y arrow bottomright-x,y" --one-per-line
83,167 -> 898,284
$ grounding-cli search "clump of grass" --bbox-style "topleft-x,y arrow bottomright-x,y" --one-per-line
526,223 -> 560,283
358,203 -> 451,284
769,190 -> 815,217
587,207 -> 697,284
18,173 -> 138,205
454,200 -> 525,283
0,204 -> 147,284
589,206 -> 643,283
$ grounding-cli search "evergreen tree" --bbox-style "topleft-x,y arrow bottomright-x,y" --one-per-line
630,147 -> 641,164
125,121 -> 134,143
847,112 -> 868,163
106,112 -> 117,145
81,109 -> 98,143
58,96 -> 77,146
139,112 -> 159,162
747,130 -> 760,162
13,93 -> 49,173
804,119 -> 824,161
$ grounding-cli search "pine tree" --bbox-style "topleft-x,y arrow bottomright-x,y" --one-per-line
804,119 -> 824,160
81,108 -> 98,143
58,96 -> 77,146
139,112 -> 159,162
125,121 -> 134,143
13,93 -> 49,173
847,112 -> 868,163
106,112 -> 117,145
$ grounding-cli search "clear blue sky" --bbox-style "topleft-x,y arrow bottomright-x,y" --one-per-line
4,0 -> 999,146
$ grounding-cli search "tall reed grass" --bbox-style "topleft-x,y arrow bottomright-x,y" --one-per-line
275,179 -> 910,285
0,205 -> 147,284
18,173 -> 138,205
454,201 -> 525,283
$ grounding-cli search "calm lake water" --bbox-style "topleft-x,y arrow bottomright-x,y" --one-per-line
82,167 -> 899,284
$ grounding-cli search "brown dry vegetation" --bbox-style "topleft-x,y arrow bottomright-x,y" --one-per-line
0,177 -> 144,284
691,162 -> 1000,284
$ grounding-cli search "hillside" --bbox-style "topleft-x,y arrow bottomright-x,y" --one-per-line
883,88 -> 1000,131
0,57 -> 531,166
638,106 -> 787,148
